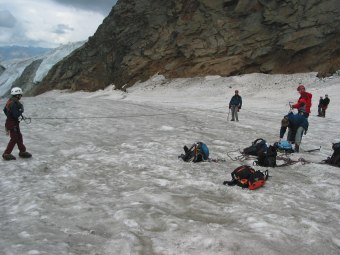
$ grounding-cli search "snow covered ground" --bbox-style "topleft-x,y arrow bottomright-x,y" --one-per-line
0,73 -> 339,255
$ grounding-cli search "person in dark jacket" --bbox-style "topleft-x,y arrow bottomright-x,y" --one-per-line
3,87 -> 32,160
321,94 -> 330,117
280,112 -> 309,152
317,96 -> 323,117
228,90 -> 242,121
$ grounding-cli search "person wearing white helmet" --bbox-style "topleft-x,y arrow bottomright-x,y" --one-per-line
2,87 -> 32,160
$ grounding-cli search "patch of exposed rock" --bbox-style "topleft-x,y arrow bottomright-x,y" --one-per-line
34,0 -> 340,94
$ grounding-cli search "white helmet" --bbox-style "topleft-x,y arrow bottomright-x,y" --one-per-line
11,87 -> 23,95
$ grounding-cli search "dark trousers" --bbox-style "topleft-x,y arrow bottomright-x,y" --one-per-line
4,125 -> 26,154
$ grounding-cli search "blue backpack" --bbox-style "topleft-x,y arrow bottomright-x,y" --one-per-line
275,140 -> 294,153
179,142 -> 209,162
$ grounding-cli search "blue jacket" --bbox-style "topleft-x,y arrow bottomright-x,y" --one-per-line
4,97 -> 24,121
280,112 -> 309,138
229,95 -> 242,108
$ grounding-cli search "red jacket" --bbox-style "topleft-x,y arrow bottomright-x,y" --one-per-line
293,91 -> 312,113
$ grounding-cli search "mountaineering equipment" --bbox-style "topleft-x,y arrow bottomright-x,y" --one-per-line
303,146 -> 321,153
254,145 -> 277,167
11,87 -> 23,95
324,142 -> 340,167
223,165 -> 269,190
179,142 -> 209,163
20,115 -> 31,124
243,138 -> 267,156
19,151 -> 32,158
2,153 -> 16,160
274,140 -> 294,153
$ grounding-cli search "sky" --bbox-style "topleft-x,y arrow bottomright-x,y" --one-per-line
0,0 -> 117,48
0,73 -> 339,254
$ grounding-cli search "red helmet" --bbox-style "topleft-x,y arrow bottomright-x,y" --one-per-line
297,85 -> 305,91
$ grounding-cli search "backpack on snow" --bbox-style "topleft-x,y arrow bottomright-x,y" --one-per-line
274,140 -> 294,153
255,145 -> 277,167
223,165 -> 269,190
243,138 -> 268,156
325,142 -> 340,167
179,142 -> 209,163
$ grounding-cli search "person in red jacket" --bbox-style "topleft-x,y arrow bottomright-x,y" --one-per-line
292,85 -> 312,118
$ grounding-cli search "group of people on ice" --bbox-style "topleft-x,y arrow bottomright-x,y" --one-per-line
227,84 -> 330,153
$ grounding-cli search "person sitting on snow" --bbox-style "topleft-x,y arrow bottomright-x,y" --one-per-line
292,85 -> 312,118
280,112 -> 309,153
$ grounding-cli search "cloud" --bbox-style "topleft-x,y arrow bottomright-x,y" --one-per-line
0,0 -> 110,48
53,24 -> 75,34
0,10 -> 17,28
51,0 -> 117,15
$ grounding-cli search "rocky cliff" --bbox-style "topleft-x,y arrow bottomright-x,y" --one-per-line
34,0 -> 340,94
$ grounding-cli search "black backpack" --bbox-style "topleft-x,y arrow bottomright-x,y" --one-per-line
223,165 -> 269,190
255,145 -> 277,167
243,138 -> 267,156
325,142 -> 340,167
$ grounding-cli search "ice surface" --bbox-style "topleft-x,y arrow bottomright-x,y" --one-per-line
0,73 -> 339,255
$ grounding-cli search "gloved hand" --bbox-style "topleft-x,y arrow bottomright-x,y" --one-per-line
304,130 -> 307,135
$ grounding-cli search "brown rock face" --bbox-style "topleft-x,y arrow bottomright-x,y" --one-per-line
34,0 -> 340,94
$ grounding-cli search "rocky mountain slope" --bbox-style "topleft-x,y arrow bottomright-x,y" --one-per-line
34,0 -> 340,95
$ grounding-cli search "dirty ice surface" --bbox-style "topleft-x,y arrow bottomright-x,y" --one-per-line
0,73 -> 339,255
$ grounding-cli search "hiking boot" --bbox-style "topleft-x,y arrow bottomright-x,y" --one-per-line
294,144 -> 300,153
230,119 -> 235,121
19,151 -> 32,158
2,153 -> 16,160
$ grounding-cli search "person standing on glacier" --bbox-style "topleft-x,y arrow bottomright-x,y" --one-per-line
2,87 -> 32,160
229,90 -> 242,121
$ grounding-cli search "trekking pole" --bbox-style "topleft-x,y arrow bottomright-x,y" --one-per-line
303,146 -> 321,153
288,102 -> 294,113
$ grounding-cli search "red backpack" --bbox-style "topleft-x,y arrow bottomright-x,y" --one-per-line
223,165 -> 269,190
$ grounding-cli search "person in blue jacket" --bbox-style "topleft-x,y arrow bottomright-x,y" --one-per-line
280,112 -> 309,152
229,90 -> 242,121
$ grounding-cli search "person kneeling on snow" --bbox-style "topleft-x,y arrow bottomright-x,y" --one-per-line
280,112 -> 309,153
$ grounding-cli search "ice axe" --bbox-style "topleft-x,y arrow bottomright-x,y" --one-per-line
303,146 -> 321,153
